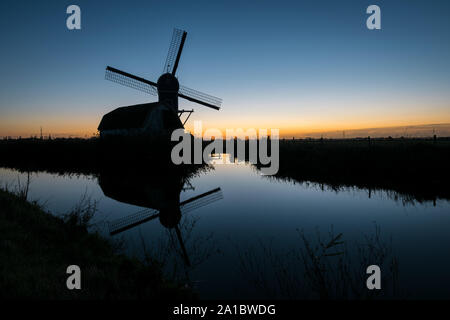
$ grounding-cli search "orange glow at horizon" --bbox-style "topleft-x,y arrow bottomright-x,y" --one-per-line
3,119 -> 450,139
0,114 -> 102,138
1,99 -> 449,138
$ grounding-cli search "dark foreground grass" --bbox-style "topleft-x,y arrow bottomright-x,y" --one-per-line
0,188 -> 193,299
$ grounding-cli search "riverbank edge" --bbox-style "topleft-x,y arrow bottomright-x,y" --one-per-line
0,188 -> 194,299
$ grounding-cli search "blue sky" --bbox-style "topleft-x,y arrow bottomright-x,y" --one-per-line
1,0 -> 449,136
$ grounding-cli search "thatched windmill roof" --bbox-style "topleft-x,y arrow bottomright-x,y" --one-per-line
98,103 -> 159,131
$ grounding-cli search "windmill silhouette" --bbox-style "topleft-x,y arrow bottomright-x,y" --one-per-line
98,28 -> 222,138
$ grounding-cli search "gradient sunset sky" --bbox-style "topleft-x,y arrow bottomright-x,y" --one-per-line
1,0 -> 449,137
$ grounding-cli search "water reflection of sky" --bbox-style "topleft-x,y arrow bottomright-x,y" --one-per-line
1,164 -> 450,299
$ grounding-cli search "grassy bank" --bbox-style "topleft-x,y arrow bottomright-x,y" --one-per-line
0,137 -> 205,174
1,137 -> 449,201
265,138 -> 450,202
0,188 -> 193,299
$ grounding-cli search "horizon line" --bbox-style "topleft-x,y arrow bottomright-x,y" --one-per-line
2,122 -> 450,139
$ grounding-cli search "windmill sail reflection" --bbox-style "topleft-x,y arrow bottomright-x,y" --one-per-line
98,168 -> 223,267
108,187 -> 222,235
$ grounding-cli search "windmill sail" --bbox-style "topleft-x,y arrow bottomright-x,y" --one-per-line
105,66 -> 157,95
179,85 -> 222,110
174,225 -> 191,266
164,28 -> 187,75
180,187 -> 223,214
109,208 -> 159,235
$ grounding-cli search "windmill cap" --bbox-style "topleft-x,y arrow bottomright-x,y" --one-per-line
157,73 -> 179,92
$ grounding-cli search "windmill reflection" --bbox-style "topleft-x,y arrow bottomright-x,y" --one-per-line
98,168 -> 222,267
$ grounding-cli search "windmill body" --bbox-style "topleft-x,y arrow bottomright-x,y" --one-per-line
98,101 -> 183,138
98,29 -> 222,139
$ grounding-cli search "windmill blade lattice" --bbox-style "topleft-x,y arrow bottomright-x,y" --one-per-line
164,28 -> 186,75
174,225 -> 191,266
109,208 -> 159,235
105,66 -> 157,96
181,187 -> 223,214
179,85 -> 222,110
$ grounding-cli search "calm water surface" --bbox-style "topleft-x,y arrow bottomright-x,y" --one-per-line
1,162 -> 450,299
